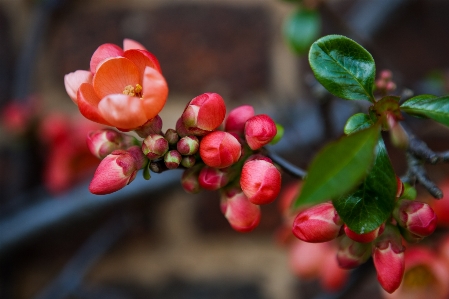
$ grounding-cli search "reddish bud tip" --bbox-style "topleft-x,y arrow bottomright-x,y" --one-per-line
198,166 -> 231,190
292,202 -> 343,243
344,223 -> 385,243
177,135 -> 199,156
182,93 -> 226,135
181,164 -> 203,194
374,242 -> 405,293
222,190 -> 261,233
87,129 -> 123,159
164,150 -> 182,169
337,236 -> 372,269
240,159 -> 281,205
142,134 -> 169,160
165,128 -> 179,145
394,199 -> 437,238
225,105 -> 255,134
244,114 -> 277,150
199,131 -> 241,168
134,115 -> 163,138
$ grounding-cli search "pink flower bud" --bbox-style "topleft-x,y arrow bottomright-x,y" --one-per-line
87,129 -> 123,159
89,149 -> 138,195
344,223 -> 385,243
222,190 -> 261,233
225,105 -> 255,134
141,134 -> 169,160
199,131 -> 241,168
175,117 -> 191,137
244,114 -> 277,150
134,115 -> 163,138
394,199 -> 437,238
373,224 -> 405,294
182,93 -> 226,135
164,150 -> 182,169
292,202 -> 343,243
380,70 -> 393,80
240,159 -> 281,205
126,145 -> 147,169
337,236 -> 372,269
181,164 -> 203,194
198,166 -> 231,190
165,128 -> 179,145
177,135 -> 199,156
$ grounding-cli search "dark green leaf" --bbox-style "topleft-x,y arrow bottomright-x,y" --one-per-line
293,125 -> 379,209
333,138 -> 397,234
309,35 -> 376,102
344,113 -> 373,135
283,9 -> 321,55
400,94 -> 449,127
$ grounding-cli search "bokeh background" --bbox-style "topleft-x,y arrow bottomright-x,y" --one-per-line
1,0 -> 449,298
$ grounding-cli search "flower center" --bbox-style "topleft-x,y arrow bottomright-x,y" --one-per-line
122,84 -> 143,98
403,265 -> 436,289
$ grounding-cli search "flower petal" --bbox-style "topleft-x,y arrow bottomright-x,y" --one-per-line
123,49 -> 162,75
90,43 -> 124,73
98,94 -> 148,129
64,70 -> 92,103
77,83 -> 111,126
141,66 -> 168,119
123,38 -> 147,51
93,57 -> 141,99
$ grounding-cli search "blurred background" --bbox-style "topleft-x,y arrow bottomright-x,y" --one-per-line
1,0 -> 449,298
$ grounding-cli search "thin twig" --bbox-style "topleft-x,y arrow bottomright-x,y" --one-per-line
265,150 -> 307,179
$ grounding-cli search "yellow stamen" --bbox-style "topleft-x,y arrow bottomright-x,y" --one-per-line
122,84 -> 143,98
403,265 -> 436,289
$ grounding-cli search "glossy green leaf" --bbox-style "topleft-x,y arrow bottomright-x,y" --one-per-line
401,94 -> 449,127
333,138 -> 397,234
293,125 -> 379,209
283,9 -> 321,55
309,35 -> 376,102
344,113 -> 373,135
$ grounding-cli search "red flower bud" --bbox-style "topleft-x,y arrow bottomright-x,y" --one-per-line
394,199 -> 437,238
87,129 -> 123,159
182,93 -> 226,135
244,114 -> 277,150
181,155 -> 196,168
292,202 -> 343,243
199,131 -> 241,168
181,164 -> 203,194
141,134 -> 169,160
336,236 -> 372,269
198,166 -> 233,190
396,176 -> 404,198
164,150 -> 182,169
89,149 -> 138,195
344,223 -> 385,243
373,224 -> 405,294
165,128 -> 179,145
222,190 -> 261,233
177,135 -> 199,156
134,115 -> 163,138
225,105 -> 255,134
240,159 -> 281,205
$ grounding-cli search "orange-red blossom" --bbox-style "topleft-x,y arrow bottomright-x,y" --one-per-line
64,39 -> 168,130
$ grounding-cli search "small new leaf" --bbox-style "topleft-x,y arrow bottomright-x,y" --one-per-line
344,113 -> 373,135
309,35 -> 376,102
293,125 -> 380,209
333,138 -> 397,234
401,94 -> 449,127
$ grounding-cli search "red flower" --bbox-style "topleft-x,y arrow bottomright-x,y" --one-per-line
64,39 -> 168,130
244,114 -> 277,150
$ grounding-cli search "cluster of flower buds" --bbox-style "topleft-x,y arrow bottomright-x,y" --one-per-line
291,178 -> 438,294
375,70 -> 397,94
83,90 -> 282,232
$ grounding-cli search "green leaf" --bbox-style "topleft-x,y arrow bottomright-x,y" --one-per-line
293,125 -> 380,209
309,35 -> 376,102
400,183 -> 417,200
333,138 -> 397,234
400,94 -> 449,127
270,123 -> 284,145
344,113 -> 373,135
283,9 -> 321,55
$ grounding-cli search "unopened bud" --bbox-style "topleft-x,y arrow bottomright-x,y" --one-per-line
181,155 -> 196,168
222,189 -> 261,233
292,202 -> 343,243
134,115 -> 163,138
244,114 -> 277,150
240,158 -> 281,205
181,164 -> 203,194
393,199 -> 437,238
182,93 -> 226,135
337,235 -> 372,269
177,135 -> 199,155
199,131 -> 241,168
164,150 -> 182,169
87,129 -> 123,159
225,105 -> 255,134
344,223 -> 385,243
165,128 -> 179,145
142,134 -> 169,160
198,166 -> 232,190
